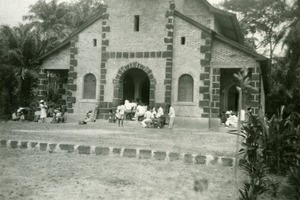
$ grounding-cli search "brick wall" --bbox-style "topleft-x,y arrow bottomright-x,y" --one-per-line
173,16 -> 206,118
105,0 -> 169,52
175,0 -> 214,29
42,47 -> 70,70
75,13 -> 103,113
211,40 -> 259,68
211,40 -> 262,114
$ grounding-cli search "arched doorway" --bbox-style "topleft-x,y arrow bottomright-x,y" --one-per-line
227,85 -> 239,112
122,68 -> 150,105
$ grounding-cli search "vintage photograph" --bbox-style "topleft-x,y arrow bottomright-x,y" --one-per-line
0,0 -> 299,199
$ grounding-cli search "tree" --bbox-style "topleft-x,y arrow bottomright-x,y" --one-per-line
23,0 -> 72,41
0,24 -> 54,118
266,0 -> 300,115
65,0 -> 105,28
222,0 -> 291,60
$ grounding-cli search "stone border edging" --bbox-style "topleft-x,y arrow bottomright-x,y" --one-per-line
0,139 -> 240,167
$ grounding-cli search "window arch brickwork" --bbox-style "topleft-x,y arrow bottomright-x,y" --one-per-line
178,74 -> 193,102
83,73 -> 96,99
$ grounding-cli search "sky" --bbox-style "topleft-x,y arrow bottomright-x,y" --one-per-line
0,0 -> 224,26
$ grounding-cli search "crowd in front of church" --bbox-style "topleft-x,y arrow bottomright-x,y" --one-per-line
111,99 -> 175,129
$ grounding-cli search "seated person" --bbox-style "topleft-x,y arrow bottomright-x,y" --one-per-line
12,111 -> 19,121
52,106 -> 63,123
133,103 -> 146,121
225,111 -> 238,128
83,110 -> 93,124
153,105 -> 165,128
108,109 -> 116,123
141,108 -> 152,128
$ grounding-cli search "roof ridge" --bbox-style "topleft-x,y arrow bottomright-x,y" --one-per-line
32,8 -> 106,63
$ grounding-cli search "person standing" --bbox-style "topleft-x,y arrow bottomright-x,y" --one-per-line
39,100 -> 47,123
116,102 -> 125,127
168,104 -> 175,129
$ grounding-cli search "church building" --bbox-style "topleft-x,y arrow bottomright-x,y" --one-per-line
34,0 -> 270,129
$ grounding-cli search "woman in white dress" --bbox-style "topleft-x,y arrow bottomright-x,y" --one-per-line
39,100 -> 48,123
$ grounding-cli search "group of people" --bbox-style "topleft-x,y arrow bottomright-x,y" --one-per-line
38,100 -> 67,123
113,99 -> 176,129
222,107 -> 254,128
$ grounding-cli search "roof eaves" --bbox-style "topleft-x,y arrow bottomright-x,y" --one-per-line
174,10 -> 212,34
200,0 -> 244,44
32,10 -> 105,63
213,33 -> 267,61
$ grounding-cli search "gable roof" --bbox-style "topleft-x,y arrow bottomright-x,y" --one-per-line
174,10 -> 267,61
32,8 -> 106,63
199,0 -> 244,44
174,10 -> 270,93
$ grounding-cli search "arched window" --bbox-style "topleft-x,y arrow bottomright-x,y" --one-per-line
178,74 -> 193,102
83,73 -> 96,99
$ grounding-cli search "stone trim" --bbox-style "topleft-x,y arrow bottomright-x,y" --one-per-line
200,32 -> 213,118
164,1 -> 175,103
100,7 -> 110,102
211,68 -> 220,118
102,51 -> 170,59
37,69 -> 48,101
113,62 -> 157,107
66,35 -> 79,113
0,139 -> 237,167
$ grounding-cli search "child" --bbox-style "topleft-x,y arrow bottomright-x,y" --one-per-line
108,109 -> 116,123
116,103 -> 125,127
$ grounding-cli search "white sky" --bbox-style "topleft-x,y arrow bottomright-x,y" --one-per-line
0,0 -> 224,26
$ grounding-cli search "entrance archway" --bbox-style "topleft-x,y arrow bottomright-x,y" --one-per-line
113,62 -> 156,107
227,85 -> 239,112
122,68 -> 150,105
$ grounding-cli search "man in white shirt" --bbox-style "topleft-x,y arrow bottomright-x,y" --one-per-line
154,106 -> 165,128
133,103 -> 146,121
141,108 -> 152,128
168,104 -> 175,128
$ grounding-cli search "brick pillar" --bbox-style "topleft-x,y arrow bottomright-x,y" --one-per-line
37,69 -> 47,101
100,6 -> 109,103
211,68 -> 220,118
164,1 -> 175,103
199,31 -> 212,118
66,35 -> 79,113
250,67 -> 261,114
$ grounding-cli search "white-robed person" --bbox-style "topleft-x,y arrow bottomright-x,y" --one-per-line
141,107 -> 152,128
168,104 -> 175,128
225,111 -> 238,128
133,103 -> 146,121
39,100 -> 48,123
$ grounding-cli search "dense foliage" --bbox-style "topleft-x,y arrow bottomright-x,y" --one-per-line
0,0 -> 104,120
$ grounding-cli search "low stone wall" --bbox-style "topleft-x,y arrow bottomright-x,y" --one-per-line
0,139 -> 240,167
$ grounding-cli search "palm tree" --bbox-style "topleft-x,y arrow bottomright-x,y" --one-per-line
23,0 -> 72,41
0,24 -> 54,117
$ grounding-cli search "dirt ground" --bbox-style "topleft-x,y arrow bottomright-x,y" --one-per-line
0,120 -> 237,157
0,149 -> 239,200
0,120 -> 293,200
